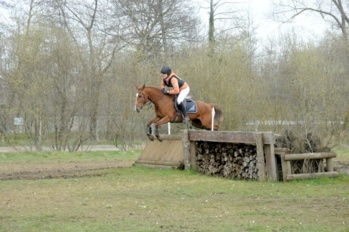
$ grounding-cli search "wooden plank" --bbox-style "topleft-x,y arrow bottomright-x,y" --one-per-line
158,134 -> 182,140
135,160 -> 183,166
274,148 -> 289,154
256,133 -> 266,181
286,171 -> 339,181
284,152 -> 336,161
188,130 -> 257,144
134,161 -> 183,169
137,139 -> 184,168
262,132 -> 276,145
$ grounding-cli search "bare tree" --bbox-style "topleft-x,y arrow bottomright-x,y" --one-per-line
199,0 -> 247,55
272,0 -> 349,40
0,0 -> 50,149
205,0 -> 242,43
113,0 -> 199,58
49,0 -> 120,141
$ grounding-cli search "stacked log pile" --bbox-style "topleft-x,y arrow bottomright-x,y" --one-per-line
195,141 -> 259,180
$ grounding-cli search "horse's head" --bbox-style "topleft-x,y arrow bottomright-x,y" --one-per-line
135,84 -> 148,112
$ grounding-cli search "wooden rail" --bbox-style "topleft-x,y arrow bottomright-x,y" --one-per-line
274,149 -> 338,182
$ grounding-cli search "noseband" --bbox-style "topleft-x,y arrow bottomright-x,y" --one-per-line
138,91 -> 149,104
137,91 -> 154,111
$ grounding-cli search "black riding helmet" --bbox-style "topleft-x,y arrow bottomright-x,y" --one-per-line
160,66 -> 171,75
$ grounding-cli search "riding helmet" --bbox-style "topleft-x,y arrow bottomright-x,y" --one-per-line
160,66 -> 171,74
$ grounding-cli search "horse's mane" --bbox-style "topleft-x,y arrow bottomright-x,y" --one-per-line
145,86 -> 195,99
145,86 -> 162,91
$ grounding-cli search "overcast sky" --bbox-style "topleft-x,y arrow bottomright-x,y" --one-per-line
0,0 -> 331,44
251,0 -> 330,42
197,0 -> 331,44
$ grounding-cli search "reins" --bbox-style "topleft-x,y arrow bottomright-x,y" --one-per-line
139,87 -> 174,111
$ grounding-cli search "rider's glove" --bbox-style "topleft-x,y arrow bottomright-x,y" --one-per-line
162,88 -> 169,95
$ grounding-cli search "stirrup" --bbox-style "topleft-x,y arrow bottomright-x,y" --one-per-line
183,115 -> 190,123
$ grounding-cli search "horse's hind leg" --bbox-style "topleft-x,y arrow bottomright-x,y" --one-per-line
200,117 -> 216,131
191,119 -> 206,129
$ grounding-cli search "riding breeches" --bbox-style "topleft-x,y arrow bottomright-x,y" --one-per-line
176,86 -> 190,104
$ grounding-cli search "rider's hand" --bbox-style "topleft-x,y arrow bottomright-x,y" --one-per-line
162,88 -> 169,95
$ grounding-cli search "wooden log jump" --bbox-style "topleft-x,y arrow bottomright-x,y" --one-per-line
185,130 -> 275,181
137,130 -> 339,181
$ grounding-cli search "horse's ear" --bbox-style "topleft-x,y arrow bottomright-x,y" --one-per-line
141,84 -> 145,90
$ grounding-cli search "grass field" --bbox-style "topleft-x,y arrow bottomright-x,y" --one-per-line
0,149 -> 348,232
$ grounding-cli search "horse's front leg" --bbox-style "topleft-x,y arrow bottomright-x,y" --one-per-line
146,116 -> 160,141
146,124 -> 154,141
154,116 -> 171,142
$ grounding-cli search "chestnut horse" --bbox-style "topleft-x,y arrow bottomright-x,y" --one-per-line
135,84 -> 223,141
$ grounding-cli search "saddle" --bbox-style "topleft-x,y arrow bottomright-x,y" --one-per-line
173,96 -> 198,122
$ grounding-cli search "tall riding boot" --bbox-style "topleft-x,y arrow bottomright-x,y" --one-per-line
178,102 -> 190,123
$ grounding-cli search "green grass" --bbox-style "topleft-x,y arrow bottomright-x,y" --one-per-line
333,146 -> 349,162
0,149 -> 349,232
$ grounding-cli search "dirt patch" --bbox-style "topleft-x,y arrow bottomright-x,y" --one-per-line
0,145 -> 136,180
0,160 -> 134,180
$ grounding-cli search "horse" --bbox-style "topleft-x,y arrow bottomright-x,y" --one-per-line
135,84 -> 223,141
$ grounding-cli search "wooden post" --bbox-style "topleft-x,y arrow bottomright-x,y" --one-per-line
280,154 -> 288,182
263,132 -> 277,181
182,129 -> 190,170
275,148 -> 289,182
286,160 -> 291,176
211,107 -> 215,131
326,158 -> 333,172
256,133 -> 266,181
189,141 -> 197,170
167,122 -> 171,135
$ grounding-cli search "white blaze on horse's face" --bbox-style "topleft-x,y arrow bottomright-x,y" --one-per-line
135,92 -> 143,112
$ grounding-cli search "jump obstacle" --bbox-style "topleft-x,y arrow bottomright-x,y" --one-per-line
135,134 -> 184,169
136,130 -> 339,181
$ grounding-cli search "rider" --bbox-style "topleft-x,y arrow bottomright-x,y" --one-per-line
160,65 -> 190,123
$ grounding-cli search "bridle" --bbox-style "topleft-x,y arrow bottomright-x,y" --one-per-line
135,90 -> 152,112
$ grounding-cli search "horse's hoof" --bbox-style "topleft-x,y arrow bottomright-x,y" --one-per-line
148,134 -> 155,141
156,137 -> 163,142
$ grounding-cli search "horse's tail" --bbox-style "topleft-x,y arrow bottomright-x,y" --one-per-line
210,104 -> 224,129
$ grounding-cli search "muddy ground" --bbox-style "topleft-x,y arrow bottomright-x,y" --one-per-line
0,145 -> 135,180
0,160 -> 134,180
